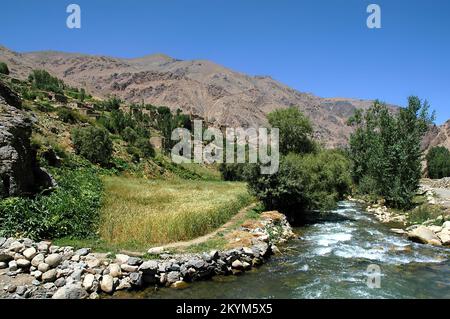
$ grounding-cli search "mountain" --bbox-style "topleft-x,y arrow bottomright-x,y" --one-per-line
422,120 -> 450,153
0,45 -> 445,150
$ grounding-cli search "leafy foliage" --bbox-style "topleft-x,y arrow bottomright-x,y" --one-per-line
72,126 -> 113,166
28,69 -> 65,94
426,146 -> 450,179
0,62 -> 9,75
0,168 -> 103,239
348,97 -> 434,208
267,108 -> 315,155
245,151 -> 351,217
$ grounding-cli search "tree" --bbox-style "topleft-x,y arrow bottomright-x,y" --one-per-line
267,108 -> 315,155
245,151 -> 351,217
348,97 -> 434,208
426,146 -> 450,179
28,70 -> 65,93
72,127 -> 113,166
0,62 -> 9,75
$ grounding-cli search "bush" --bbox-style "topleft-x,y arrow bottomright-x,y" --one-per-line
121,127 -> 138,144
426,146 -> 450,179
0,168 -> 103,239
28,69 -> 64,94
135,138 -> 155,158
57,108 -> 78,123
72,126 -> 113,166
0,62 -> 9,75
245,150 -> 351,218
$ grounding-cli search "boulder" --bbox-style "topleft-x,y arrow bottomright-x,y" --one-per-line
16,258 -> 31,268
139,260 -> 158,274
23,247 -> 37,260
0,252 -> 13,263
44,254 -> 62,268
83,273 -> 96,291
31,253 -> 45,267
42,269 -> 57,283
108,263 -> 122,278
100,275 -> 114,294
52,284 -> 88,299
0,98 -> 55,198
408,226 -> 441,245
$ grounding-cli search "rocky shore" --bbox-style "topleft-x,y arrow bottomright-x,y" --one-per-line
0,211 -> 295,299
350,183 -> 450,247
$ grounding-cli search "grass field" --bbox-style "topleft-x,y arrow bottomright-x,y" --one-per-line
98,176 -> 254,250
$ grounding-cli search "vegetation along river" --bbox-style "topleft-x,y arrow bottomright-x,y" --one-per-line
117,201 -> 450,299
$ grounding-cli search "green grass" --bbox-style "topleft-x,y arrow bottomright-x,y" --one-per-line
407,204 -> 446,226
99,176 -> 253,251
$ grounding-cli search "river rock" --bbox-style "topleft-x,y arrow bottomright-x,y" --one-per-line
0,252 -> 13,263
116,278 -> 131,291
86,257 -> 101,268
121,264 -> 138,273
166,271 -> 181,285
8,260 -> 17,271
22,247 -> 37,260
408,226 -> 441,245
127,257 -> 142,266
38,263 -> 50,273
37,242 -> 49,253
8,241 -> 24,252
16,258 -> 31,268
16,286 -> 28,296
52,284 -> 88,299
42,269 -> 57,283
115,254 -> 129,264
0,262 -> 7,269
75,248 -> 90,256
437,229 -> 450,245
83,273 -> 96,291
101,275 -> 114,293
31,253 -> 44,267
390,228 -> 407,235
108,263 -> 122,278
231,259 -> 243,269
129,272 -> 143,287
139,260 -> 158,274
44,253 -> 62,268
54,278 -> 66,288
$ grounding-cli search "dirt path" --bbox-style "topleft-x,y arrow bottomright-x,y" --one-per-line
120,203 -> 258,256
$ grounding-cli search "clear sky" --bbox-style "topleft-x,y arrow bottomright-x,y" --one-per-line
1,0 -> 449,124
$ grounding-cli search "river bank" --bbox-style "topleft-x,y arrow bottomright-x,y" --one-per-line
112,201 -> 450,299
349,181 -> 450,247
0,211 -> 295,299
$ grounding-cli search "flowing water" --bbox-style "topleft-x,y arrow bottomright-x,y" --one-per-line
120,201 -> 450,299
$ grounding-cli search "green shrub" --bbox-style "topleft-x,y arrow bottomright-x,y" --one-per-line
57,108 -> 78,123
28,70 -> 64,94
426,146 -> 450,179
72,126 -> 113,166
35,101 -> 54,112
0,168 -> 103,239
121,127 -> 138,144
0,62 -> 9,75
407,204 -> 445,226
135,138 -> 155,158
245,150 -> 351,217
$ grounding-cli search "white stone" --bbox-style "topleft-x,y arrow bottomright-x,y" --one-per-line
22,247 -> 37,260
115,254 -> 130,264
100,275 -> 114,293
83,273 -> 96,291
108,263 -> 122,278
44,254 -> 62,268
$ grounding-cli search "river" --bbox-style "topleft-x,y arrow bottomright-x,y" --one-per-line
118,201 -> 450,299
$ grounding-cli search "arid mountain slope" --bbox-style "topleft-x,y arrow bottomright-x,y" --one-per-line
2,45 -> 447,149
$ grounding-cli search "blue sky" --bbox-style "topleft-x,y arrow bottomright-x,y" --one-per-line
1,0 -> 449,124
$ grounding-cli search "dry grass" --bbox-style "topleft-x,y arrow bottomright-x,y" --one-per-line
99,176 -> 253,250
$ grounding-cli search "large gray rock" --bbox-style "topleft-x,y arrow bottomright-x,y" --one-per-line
138,260 -> 158,274
52,284 -> 88,299
408,226 -> 441,245
44,254 -> 62,268
0,97 -> 55,198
